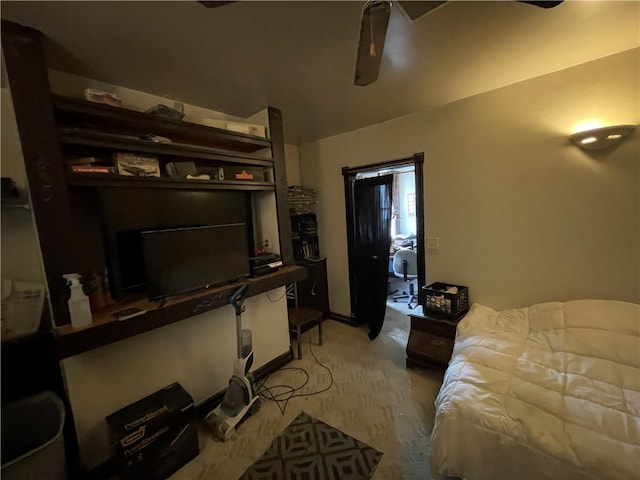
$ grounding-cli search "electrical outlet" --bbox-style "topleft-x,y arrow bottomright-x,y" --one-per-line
426,237 -> 439,250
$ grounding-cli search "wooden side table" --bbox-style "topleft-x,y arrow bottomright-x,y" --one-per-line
288,307 -> 323,359
406,312 -> 458,369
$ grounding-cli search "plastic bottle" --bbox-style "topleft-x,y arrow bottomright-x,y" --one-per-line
63,274 -> 93,328
102,268 -> 114,306
88,270 -> 105,312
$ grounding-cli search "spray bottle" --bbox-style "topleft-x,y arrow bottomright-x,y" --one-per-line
63,274 -> 92,328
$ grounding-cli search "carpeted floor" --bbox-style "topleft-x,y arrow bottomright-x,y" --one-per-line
170,303 -> 444,480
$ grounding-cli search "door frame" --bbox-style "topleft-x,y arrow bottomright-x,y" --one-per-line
342,152 -> 425,324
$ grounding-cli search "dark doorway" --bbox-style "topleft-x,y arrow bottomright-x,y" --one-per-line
352,174 -> 393,339
342,153 -> 425,336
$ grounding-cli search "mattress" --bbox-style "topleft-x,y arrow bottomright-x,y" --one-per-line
430,300 -> 640,480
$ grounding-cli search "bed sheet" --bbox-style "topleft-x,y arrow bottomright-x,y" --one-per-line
430,300 -> 640,480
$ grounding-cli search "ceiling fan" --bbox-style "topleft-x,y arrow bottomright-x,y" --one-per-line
354,0 -> 564,86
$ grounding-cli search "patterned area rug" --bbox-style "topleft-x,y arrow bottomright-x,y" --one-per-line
239,411 -> 383,480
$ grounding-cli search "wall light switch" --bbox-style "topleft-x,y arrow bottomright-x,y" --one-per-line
426,237 -> 439,250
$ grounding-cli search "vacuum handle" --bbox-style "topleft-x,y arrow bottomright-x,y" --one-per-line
230,283 -> 249,315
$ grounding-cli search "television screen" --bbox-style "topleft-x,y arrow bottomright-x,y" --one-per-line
98,188 -> 251,299
141,223 -> 250,300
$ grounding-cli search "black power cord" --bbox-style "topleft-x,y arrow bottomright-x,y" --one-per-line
255,331 -> 334,415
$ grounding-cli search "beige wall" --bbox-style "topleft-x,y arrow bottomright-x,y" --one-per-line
0,88 -> 47,285
299,48 -> 640,314
285,143 -> 301,186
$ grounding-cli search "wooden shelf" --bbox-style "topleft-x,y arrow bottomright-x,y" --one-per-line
55,265 -> 307,359
52,95 -> 271,154
58,128 -> 273,165
67,173 -> 275,191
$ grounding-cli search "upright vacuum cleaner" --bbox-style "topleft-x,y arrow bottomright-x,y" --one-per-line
205,283 -> 261,441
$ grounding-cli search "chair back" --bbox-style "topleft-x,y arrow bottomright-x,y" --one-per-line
392,248 -> 418,279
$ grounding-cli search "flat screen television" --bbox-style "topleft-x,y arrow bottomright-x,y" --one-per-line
98,187 -> 251,299
141,223 -> 250,300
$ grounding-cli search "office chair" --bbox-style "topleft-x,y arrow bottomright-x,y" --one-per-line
392,248 -> 418,309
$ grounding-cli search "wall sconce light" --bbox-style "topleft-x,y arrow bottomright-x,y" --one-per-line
570,125 -> 635,151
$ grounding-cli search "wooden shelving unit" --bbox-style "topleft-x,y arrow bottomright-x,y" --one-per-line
1,19 -> 296,477
2,20 -> 294,342
55,265 -> 306,359
52,95 -> 271,154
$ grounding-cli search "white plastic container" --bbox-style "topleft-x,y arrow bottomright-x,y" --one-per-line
1,391 -> 67,480
63,273 -> 92,328
1,279 -> 45,340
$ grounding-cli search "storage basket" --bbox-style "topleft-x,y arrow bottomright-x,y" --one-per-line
422,282 -> 469,320
1,279 -> 46,340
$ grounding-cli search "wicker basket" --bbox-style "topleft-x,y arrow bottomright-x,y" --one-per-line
422,282 -> 469,320
1,279 -> 45,339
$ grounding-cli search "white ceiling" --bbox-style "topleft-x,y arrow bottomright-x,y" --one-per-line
1,1 -> 638,144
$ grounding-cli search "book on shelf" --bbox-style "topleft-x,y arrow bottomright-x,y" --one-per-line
71,165 -> 116,174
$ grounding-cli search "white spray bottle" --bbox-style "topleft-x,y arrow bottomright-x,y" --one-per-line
63,274 -> 92,328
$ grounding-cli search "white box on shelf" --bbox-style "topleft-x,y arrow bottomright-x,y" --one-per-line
183,116 -> 227,130
225,121 -> 267,138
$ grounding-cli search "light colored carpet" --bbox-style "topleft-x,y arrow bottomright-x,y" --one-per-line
170,303 -> 443,480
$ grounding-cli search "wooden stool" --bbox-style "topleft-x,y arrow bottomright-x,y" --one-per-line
287,307 -> 323,359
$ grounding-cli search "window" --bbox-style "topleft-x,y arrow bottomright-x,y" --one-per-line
407,193 -> 416,217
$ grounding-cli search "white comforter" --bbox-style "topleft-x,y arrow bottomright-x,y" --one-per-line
430,300 -> 640,480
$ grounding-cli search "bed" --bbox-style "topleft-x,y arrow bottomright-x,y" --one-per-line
430,299 -> 640,480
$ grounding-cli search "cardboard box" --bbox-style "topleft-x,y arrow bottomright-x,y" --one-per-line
106,382 -> 199,479
116,422 -> 199,480
114,152 -> 160,177
225,121 -> 267,138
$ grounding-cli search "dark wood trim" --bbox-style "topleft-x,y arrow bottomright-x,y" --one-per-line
268,107 -> 294,265
55,265 -> 307,359
2,22 -> 83,479
2,20 -> 76,326
342,168 -> 358,318
329,311 -> 358,327
341,155 -> 418,175
414,153 -> 426,305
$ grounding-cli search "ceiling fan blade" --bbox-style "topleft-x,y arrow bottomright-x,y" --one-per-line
354,1 -> 392,86
398,1 -> 448,21
518,1 -> 564,8
198,1 -> 234,8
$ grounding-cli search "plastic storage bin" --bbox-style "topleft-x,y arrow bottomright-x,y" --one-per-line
1,391 -> 66,480
1,279 -> 46,340
422,282 -> 469,321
